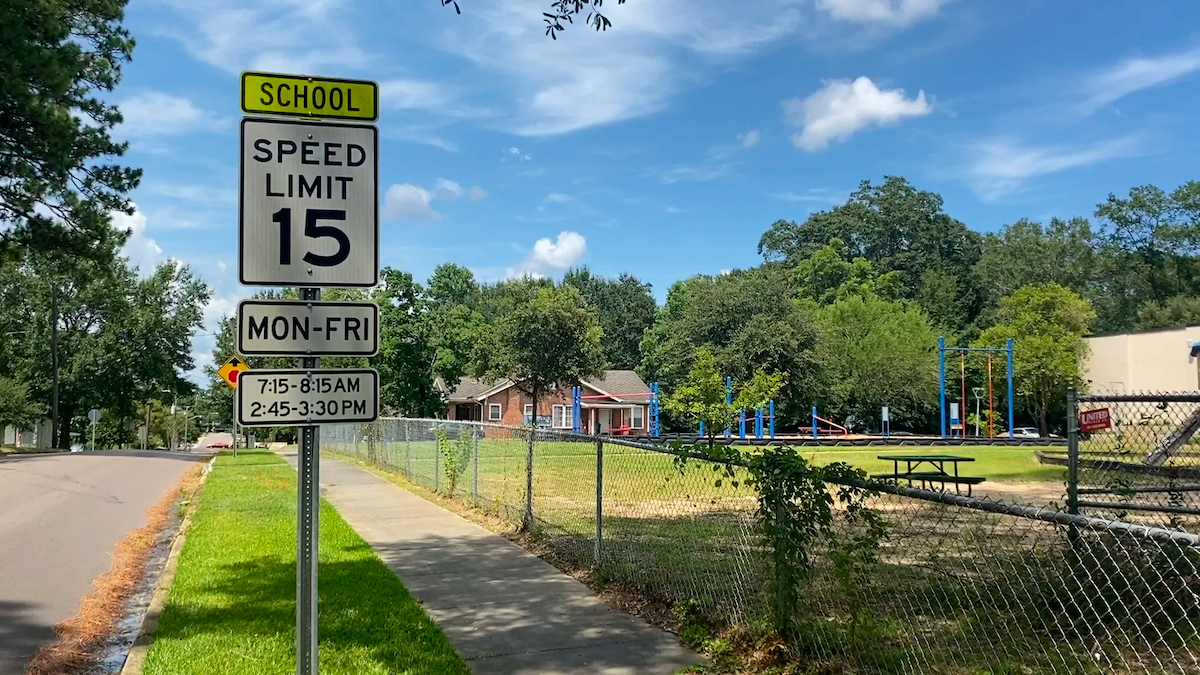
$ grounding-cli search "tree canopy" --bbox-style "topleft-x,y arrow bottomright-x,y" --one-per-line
2,0 -> 141,260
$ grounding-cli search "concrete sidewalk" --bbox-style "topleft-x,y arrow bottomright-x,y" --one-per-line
280,451 -> 702,675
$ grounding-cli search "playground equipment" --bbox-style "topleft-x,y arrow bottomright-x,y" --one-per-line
696,377 -> 777,440
571,383 -> 661,437
938,337 -> 1015,439
805,406 -> 848,438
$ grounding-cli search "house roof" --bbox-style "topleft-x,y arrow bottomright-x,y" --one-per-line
437,376 -> 512,402
438,370 -> 651,403
586,370 -> 650,403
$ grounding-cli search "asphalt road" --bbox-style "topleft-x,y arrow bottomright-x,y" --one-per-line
0,450 -> 208,675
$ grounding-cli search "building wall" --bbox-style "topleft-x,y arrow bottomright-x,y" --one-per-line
449,384 -> 649,433
1084,326 -> 1200,394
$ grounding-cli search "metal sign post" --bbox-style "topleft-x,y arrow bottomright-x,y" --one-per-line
297,287 -> 320,675
88,408 -> 101,451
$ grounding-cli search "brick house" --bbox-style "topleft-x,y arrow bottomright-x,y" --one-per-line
436,370 -> 652,434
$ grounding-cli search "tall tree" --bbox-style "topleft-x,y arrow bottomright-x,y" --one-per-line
562,266 -> 656,370
372,269 -> 441,417
663,346 -> 783,450
471,284 -> 604,530
758,176 -> 983,330
1091,182 -> 1200,331
640,266 -> 822,428
2,0 -> 141,259
973,217 -> 1096,310
977,283 -> 1094,435
0,377 -> 43,433
1137,295 -> 1200,330
814,294 -> 939,430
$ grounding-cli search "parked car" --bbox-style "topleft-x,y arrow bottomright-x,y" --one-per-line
207,441 -> 232,448
1011,427 -> 1041,439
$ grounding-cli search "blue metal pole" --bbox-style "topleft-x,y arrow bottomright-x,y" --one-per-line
649,382 -> 660,438
699,420 -> 705,437
812,406 -> 818,440
725,377 -> 732,439
938,336 -> 947,439
1007,338 -> 1015,439
572,386 -> 581,434
755,408 -> 762,438
769,400 -> 775,438
739,412 -> 746,439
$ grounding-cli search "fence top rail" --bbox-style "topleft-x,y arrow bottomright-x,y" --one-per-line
1077,392 -> 1200,403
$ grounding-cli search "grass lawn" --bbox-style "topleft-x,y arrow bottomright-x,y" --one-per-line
140,451 -> 469,675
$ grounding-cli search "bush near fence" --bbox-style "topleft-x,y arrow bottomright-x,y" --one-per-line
324,415 -> 1200,674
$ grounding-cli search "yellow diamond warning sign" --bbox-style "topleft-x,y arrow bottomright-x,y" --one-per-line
240,71 -> 378,122
218,356 -> 250,390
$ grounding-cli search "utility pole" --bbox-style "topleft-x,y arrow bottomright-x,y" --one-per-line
50,287 -> 59,449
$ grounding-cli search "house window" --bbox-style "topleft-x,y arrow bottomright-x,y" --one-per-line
552,405 -> 572,429
524,404 -> 533,423
631,406 -> 644,429
488,403 -> 502,421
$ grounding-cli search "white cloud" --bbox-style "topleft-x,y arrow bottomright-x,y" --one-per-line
962,135 -> 1147,201
381,78 -> 455,111
216,260 -> 228,276
434,178 -> 466,201
504,147 -> 533,162
665,206 -> 686,214
784,76 -> 931,151
112,206 -> 164,273
816,0 -> 951,26
544,192 -> 573,204
117,92 -> 225,137
738,129 -> 762,148
769,188 -> 844,203
384,183 -> 441,221
150,0 -> 367,74
438,0 -> 806,136
505,231 -> 587,278
1081,46 -> 1200,112
385,179 -> 486,219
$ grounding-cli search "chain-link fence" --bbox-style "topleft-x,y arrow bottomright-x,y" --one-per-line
323,412 -> 1200,674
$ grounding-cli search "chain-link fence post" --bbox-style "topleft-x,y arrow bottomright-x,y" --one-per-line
595,434 -> 604,565
472,425 -> 479,502
435,424 -> 442,493
404,419 -> 411,477
523,425 -> 535,531
1066,387 -> 1080,550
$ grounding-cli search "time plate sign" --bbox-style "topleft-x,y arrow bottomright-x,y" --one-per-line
238,369 -> 379,426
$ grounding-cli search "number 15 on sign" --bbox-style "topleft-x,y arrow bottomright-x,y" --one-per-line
239,117 -> 378,287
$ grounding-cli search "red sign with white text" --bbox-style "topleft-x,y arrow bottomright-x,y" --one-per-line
1079,407 -> 1112,433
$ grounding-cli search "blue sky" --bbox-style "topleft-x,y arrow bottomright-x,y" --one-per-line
107,0 -> 1200,380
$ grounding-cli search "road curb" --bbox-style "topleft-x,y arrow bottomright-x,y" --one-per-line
119,455 -> 216,675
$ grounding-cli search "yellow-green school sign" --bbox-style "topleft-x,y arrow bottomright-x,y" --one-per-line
240,71 -> 378,122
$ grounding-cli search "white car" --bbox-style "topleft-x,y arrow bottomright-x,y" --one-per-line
1012,427 -> 1040,439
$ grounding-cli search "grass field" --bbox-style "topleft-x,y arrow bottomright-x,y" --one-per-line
141,451 -> 468,675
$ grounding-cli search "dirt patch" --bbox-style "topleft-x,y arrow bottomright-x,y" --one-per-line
974,480 -> 1065,507
25,466 -> 203,675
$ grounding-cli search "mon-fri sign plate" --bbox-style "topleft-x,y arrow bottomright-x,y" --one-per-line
238,369 -> 379,426
237,300 -> 378,356
239,117 -> 378,287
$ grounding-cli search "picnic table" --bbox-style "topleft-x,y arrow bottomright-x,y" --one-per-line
873,454 -> 986,496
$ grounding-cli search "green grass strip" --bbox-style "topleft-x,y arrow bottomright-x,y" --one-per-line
141,451 -> 469,675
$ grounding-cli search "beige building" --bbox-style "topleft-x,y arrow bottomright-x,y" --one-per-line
1084,325 -> 1200,394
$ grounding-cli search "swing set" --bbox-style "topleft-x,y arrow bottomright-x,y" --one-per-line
938,337 -> 1015,439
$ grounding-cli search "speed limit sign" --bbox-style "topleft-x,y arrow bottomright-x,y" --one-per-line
239,117 -> 378,287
